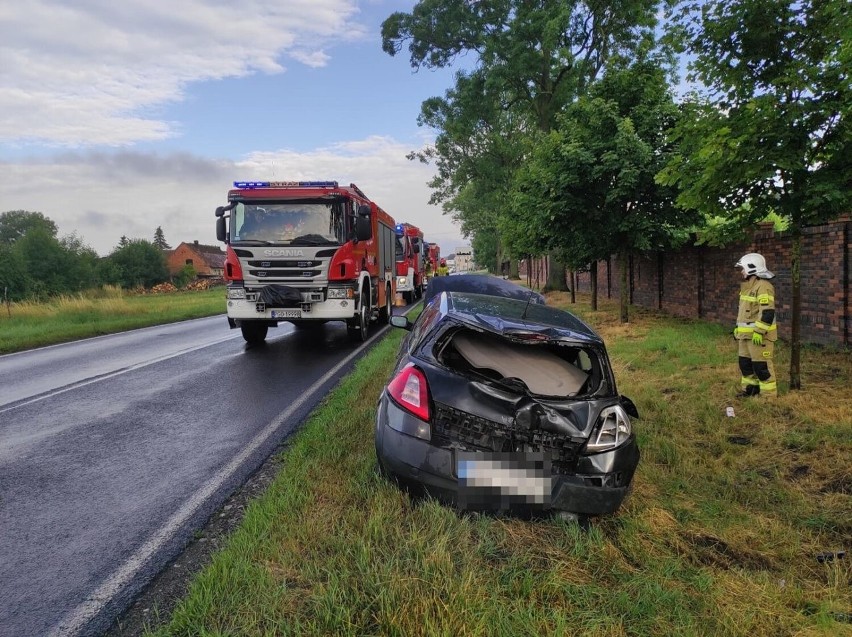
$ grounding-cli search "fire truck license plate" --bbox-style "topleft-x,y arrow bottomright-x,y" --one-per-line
272,309 -> 301,319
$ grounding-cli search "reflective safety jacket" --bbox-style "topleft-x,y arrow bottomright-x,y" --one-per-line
735,277 -> 778,341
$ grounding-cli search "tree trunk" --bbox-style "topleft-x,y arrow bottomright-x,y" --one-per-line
545,252 -> 569,291
619,248 -> 629,323
590,261 -> 598,311
569,270 -> 576,304
510,255 -> 519,279
789,226 -> 802,389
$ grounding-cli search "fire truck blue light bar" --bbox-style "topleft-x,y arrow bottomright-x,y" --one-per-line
233,181 -> 339,189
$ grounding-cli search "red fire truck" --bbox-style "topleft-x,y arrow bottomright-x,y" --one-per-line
215,180 -> 397,344
394,222 -> 426,303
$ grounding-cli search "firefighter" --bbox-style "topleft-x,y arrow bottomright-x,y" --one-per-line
437,258 -> 449,276
734,253 -> 778,398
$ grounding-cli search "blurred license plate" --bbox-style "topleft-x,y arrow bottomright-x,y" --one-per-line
271,309 -> 301,319
456,451 -> 552,511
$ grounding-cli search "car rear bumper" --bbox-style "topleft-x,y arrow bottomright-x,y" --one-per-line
376,398 -> 639,516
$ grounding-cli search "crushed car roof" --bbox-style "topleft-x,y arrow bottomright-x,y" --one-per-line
424,274 -> 546,305
438,291 -> 603,345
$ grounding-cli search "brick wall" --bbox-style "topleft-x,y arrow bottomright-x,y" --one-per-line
522,219 -> 851,346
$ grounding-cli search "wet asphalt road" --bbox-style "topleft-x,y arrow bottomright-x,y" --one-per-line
0,315 -> 392,636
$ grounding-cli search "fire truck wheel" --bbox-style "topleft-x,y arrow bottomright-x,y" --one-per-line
379,284 -> 392,324
240,322 -> 268,344
347,289 -> 370,342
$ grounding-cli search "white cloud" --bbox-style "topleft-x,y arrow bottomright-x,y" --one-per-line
0,137 -> 466,256
0,0 -> 366,146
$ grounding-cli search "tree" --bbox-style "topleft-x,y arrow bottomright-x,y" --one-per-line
107,239 -> 170,289
12,227 -> 75,298
382,0 -> 665,291
0,210 -> 58,245
0,244 -> 30,301
60,233 -> 100,292
512,59 -> 694,320
659,0 -> 851,389
172,264 -> 197,288
152,226 -> 171,250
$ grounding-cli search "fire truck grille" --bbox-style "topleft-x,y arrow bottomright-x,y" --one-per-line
248,270 -> 322,279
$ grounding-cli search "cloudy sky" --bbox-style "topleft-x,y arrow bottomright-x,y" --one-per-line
0,0 -> 469,256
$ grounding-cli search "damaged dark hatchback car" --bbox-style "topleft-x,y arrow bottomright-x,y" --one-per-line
375,275 -> 640,521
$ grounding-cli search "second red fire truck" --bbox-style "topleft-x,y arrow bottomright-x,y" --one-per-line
394,222 -> 426,303
215,180 -> 397,343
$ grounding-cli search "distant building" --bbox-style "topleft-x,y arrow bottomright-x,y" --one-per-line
166,241 -> 225,277
454,246 -> 473,272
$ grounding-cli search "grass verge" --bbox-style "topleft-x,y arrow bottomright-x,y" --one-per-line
145,292 -> 851,636
0,288 -> 224,354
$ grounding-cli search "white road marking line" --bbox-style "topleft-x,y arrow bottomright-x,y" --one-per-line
47,327 -> 388,636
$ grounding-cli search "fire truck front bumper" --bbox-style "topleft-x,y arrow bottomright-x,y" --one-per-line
226,297 -> 358,322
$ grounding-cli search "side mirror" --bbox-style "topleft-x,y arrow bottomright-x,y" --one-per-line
358,204 -> 371,217
355,214 -> 372,241
216,202 -> 236,217
216,216 -> 227,242
390,315 -> 412,331
413,242 -> 421,254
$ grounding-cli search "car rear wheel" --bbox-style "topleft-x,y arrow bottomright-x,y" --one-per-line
347,288 -> 369,342
240,322 -> 268,344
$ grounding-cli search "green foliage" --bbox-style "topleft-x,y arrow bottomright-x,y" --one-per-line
0,212 -> 103,300
0,244 -> 29,300
0,210 -> 58,245
152,226 -> 171,250
696,209 -> 790,247
512,60 -> 697,289
0,288 -> 224,354
383,0 -> 667,271
660,0 -> 851,227
172,264 -> 197,288
107,239 -> 170,289
11,228 -> 101,299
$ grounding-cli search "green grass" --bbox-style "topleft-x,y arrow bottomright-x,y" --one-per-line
145,291 -> 852,637
0,287 -> 225,354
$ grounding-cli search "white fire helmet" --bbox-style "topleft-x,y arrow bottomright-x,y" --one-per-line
736,253 -> 774,279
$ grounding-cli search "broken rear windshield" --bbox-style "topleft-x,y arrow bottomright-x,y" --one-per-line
435,327 -> 605,398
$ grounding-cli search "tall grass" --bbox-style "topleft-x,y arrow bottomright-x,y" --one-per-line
146,292 -> 851,637
0,287 -> 224,354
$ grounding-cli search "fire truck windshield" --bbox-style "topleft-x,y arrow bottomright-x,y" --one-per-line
232,202 -> 344,245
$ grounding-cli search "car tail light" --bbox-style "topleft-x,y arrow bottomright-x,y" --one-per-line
585,405 -> 632,453
387,364 -> 431,422
224,245 -> 243,282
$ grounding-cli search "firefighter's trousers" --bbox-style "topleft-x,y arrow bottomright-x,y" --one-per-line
737,339 -> 777,397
